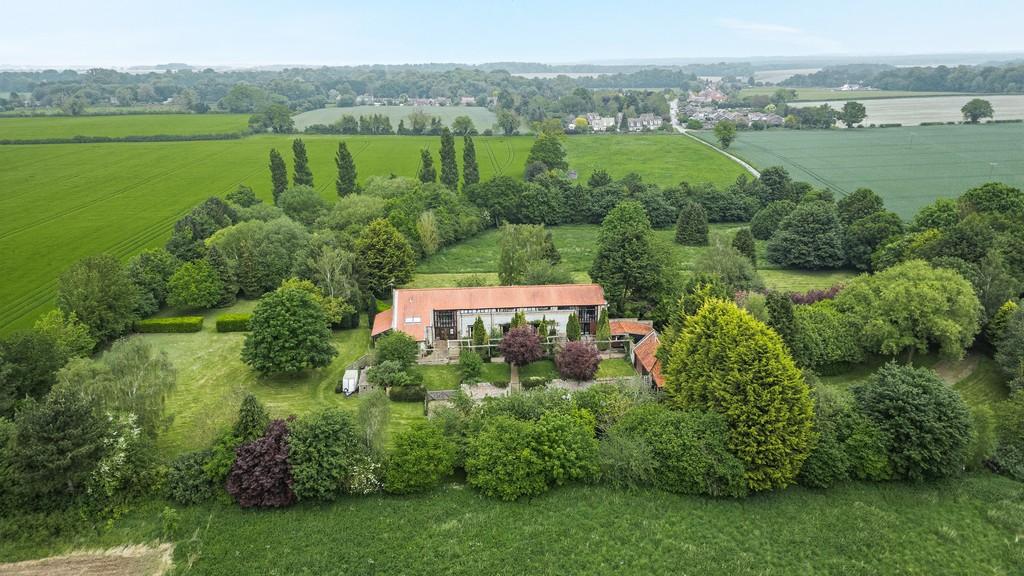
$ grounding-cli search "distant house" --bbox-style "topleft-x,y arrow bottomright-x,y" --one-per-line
627,113 -> 663,132
585,113 -> 617,132
688,87 -> 728,104
372,284 -> 608,348
459,96 -> 477,106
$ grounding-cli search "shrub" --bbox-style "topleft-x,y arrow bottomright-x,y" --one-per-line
521,376 -> 550,390
465,415 -> 547,500
226,419 -> 295,508
535,409 -> 600,485
384,422 -> 457,494
968,405 -> 997,471
458,350 -> 483,383
555,342 -> 600,381
388,385 -> 427,402
598,428 -> 657,491
993,390 -> 1024,480
288,408 -> 363,501
572,381 -> 653,433
610,404 -> 747,497
166,450 -> 216,505
498,326 -> 544,366
732,228 -> 757,265
853,363 -> 972,481
367,361 -> 419,388
664,299 -> 814,491
134,316 -> 203,333
375,332 -> 419,367
215,313 -> 251,332
790,301 -> 862,373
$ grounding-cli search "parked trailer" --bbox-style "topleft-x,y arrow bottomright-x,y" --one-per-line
341,369 -> 360,396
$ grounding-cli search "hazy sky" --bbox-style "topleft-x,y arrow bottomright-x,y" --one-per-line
2,0 -> 1022,67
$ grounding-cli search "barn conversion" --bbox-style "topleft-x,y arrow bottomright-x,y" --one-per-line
372,284 -> 607,347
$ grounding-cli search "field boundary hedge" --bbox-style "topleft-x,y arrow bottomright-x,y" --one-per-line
135,316 -> 204,333
0,132 -> 248,145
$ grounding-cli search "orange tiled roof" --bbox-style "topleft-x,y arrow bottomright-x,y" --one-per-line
610,319 -> 655,336
633,332 -> 664,388
388,284 -> 606,341
371,308 -> 393,337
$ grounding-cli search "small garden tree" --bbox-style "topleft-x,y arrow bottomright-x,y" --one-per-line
226,418 -> 295,508
565,313 -> 582,341
167,259 -> 223,311
731,228 -> 757,265
417,149 -> 436,183
375,331 -> 419,367
555,341 -> 600,381
499,326 -> 543,366
664,299 -> 814,491
675,201 -> 709,246
595,308 -> 611,351
471,316 -> 490,358
853,363 -> 972,480
241,286 -> 337,374
714,119 -> 737,148
288,408 -> 363,500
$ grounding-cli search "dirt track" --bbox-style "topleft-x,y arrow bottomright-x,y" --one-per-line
0,543 -> 173,576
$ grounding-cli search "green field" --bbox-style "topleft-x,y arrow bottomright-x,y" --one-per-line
698,123 -> 1024,219
791,94 -> 1024,126
416,224 -> 855,292
0,135 -> 529,332
738,87 -> 967,101
0,113 -> 250,139
563,134 -> 747,188
293,105 -> 500,132
4,476 -> 1022,574
0,133 -> 744,333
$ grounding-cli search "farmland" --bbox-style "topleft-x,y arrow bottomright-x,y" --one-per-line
0,113 -> 250,140
0,132 -> 743,333
791,94 -> 1024,126
738,87 -> 966,101
697,123 -> 1024,218
292,105 -> 499,132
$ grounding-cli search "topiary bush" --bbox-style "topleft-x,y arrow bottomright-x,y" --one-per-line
853,363 -> 972,481
555,341 -> 600,381
215,313 -> 251,332
134,316 -> 203,333
166,450 -> 216,505
384,422 -> 457,494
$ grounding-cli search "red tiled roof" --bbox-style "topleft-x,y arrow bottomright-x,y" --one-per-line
633,332 -> 664,388
610,319 -> 655,336
389,284 -> 606,341
371,308 -> 393,337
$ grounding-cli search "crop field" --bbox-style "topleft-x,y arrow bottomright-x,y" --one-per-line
0,135 -> 531,332
791,94 -> 1024,126
292,105 -> 499,132
563,134 -> 747,188
738,87 -> 966,101
0,113 -> 250,140
416,224 -> 855,292
4,475 -> 1023,574
698,123 -> 1024,219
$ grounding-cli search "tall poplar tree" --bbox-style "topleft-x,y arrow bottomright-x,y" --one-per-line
439,128 -> 458,190
269,148 -> 288,204
335,141 -> 357,197
292,138 -> 314,187
462,134 -> 480,187
418,149 -> 436,183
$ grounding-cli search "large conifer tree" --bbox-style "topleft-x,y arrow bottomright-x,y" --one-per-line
462,134 -> 480,187
439,128 -> 458,190
269,148 -> 288,204
335,141 -> 357,197
675,201 -> 708,246
292,138 -> 314,187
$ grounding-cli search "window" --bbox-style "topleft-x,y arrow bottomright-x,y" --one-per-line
404,316 -> 421,324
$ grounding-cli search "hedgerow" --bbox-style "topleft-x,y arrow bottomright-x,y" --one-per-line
134,316 -> 203,333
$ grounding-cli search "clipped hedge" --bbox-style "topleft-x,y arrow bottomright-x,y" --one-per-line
522,376 -> 550,390
389,385 -> 427,402
216,313 -> 252,332
135,316 -> 203,333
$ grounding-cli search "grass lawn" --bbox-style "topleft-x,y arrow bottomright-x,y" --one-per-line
135,301 -> 424,459
519,359 -> 558,380
595,358 -> 637,378
417,362 -> 512,390
416,224 -> 854,293
563,133 -> 747,188
3,476 -> 1022,574
0,113 -> 250,140
695,123 -> 1024,219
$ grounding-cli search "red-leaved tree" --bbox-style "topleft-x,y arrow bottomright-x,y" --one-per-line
555,341 -> 600,381
499,326 -> 544,366
226,418 -> 295,508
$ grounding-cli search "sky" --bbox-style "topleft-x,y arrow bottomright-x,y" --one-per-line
1,0 -> 1022,68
